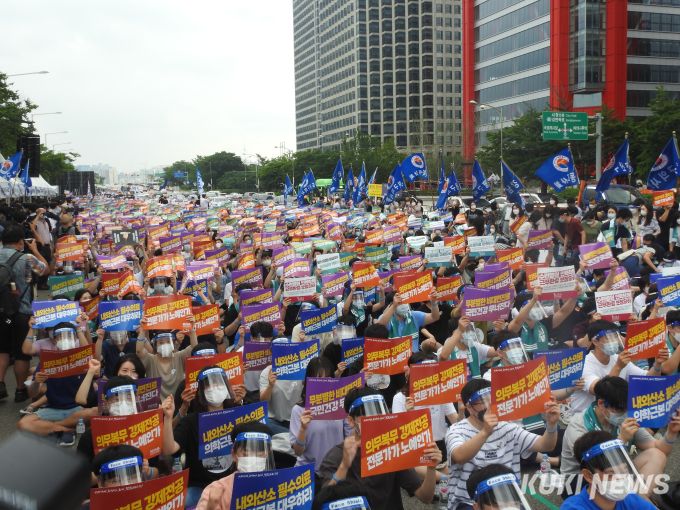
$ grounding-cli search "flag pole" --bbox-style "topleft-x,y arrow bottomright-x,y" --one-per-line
674,131 -> 679,190
625,132 -> 630,188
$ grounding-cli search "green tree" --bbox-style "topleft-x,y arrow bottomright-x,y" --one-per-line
39,147 -> 80,182
0,74 -> 37,158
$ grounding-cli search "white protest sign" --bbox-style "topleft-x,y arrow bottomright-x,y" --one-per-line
283,276 -> 317,303
595,290 -> 633,322
406,236 -> 429,247
424,246 -> 453,267
536,266 -> 577,300
467,236 -> 496,256
316,253 -> 341,274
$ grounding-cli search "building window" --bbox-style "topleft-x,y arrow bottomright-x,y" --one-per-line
423,81 -> 433,92
409,96 -> 420,106
436,3 -> 443,13
409,16 -> 420,28
437,30 -> 444,39
422,28 -> 433,40
422,41 -> 433,53
437,95 -> 444,104
455,84 -> 462,92
384,111 -> 394,122
454,45 -> 461,53
455,110 -> 462,119
396,83 -> 407,95
396,70 -> 407,82
359,100 -> 368,110
384,97 -> 394,108
370,22 -> 380,33
383,6 -> 392,18
445,31 -> 452,40
397,110 -> 407,120
371,124 -> 381,135
446,84 -> 452,92
436,43 -> 443,52
445,18 -> 452,27
437,83 -> 444,92
437,57 -> 444,66
397,135 -> 407,146
455,97 -> 461,106
384,123 -> 394,134
423,68 -> 433,79
454,18 -> 461,27
371,73 -> 381,84
437,16 -> 443,26
384,84 -> 394,95
410,82 -> 420,93
437,109 -> 444,118
409,69 -> 420,80
445,44 -> 452,53
383,33 -> 393,45
397,122 -> 407,132
454,31 -> 461,41
423,95 -> 434,106
424,109 -> 434,119
446,97 -> 452,106
455,71 -> 461,80
454,5 -> 460,14
409,29 -> 420,41
396,96 -> 407,107
395,4 -> 406,16
383,71 -> 394,82
437,70 -> 444,79
369,8 -> 379,20
383,59 -> 394,71
446,110 -> 453,118
371,98 -> 381,109
359,75 -> 368,85
409,43 -> 419,54
409,56 -> 420,67
370,35 -> 380,46
422,55 -> 433,66
371,86 -> 381,96
371,60 -> 381,72
396,57 -> 406,69
382,20 -> 393,31
359,62 -> 368,73
371,112 -> 381,122
396,30 -> 406,42
410,109 -> 420,119
359,112 -> 369,123
454,58 -> 461,67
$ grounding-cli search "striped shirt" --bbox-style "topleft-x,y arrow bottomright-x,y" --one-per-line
445,420 -> 538,510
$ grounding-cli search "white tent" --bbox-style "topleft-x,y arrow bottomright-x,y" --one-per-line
28,175 -> 57,196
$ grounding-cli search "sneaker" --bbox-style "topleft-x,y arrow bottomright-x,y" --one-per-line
0,382 -> 7,400
58,431 -> 75,446
46,431 -> 61,444
14,388 -> 29,403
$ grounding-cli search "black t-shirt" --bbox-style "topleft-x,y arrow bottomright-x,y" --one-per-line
415,303 -> 453,344
551,218 -> 566,242
223,304 -> 239,345
657,208 -> 679,245
322,343 -> 350,376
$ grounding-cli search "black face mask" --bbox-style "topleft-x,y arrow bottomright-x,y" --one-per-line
477,408 -> 487,422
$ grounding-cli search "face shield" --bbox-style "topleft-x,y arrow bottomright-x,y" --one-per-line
105,384 -> 139,416
195,348 -> 217,356
593,330 -> 624,357
321,497 -> 371,510
582,439 -> 645,501
198,367 -> 234,407
462,325 -> 483,347
98,456 -> 143,488
63,261 -> 74,275
473,473 -> 532,510
499,338 -> 529,366
152,277 -> 166,293
154,333 -> 175,357
233,432 -> 276,473
110,331 -> 128,345
521,299 -> 546,322
468,387 -> 492,421
352,291 -> 366,309
348,394 -> 389,418
333,325 -> 357,345
54,328 -> 77,351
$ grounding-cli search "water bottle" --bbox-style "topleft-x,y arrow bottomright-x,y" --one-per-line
172,457 -> 183,474
439,485 -> 449,510
76,419 -> 85,436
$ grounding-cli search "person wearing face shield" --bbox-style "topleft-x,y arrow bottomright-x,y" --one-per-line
560,376 -> 679,501
195,421 -> 276,510
343,281 -> 384,338
444,379 -> 561,510
91,445 -> 154,495
322,314 -> 358,377
318,388 -> 443,510
312,479 -> 372,510
162,365 -> 246,508
378,289 -> 441,354
92,328 -> 137,379
136,314 -> 198,400
562,432 -> 658,510
570,320 -> 668,415
144,276 -> 173,296
465,464 -> 532,510
439,316 -> 496,380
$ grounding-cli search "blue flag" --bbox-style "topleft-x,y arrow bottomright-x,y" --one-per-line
297,170 -> 318,204
196,167 -> 205,195
471,159 -> 490,201
436,166 -> 461,209
438,153 -> 446,194
535,147 -> 580,192
353,163 -> 366,205
648,137 -> 680,190
502,160 -> 524,205
0,151 -> 23,181
344,166 -> 354,204
384,165 -> 405,206
20,160 -> 32,189
596,140 -> 632,197
283,174 -> 293,205
401,153 -> 428,182
369,168 -> 377,185
159,177 -> 167,190
329,158 -> 343,195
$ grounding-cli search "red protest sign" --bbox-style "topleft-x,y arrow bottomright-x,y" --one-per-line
436,276 -> 462,301
444,236 -> 466,254
393,272 -> 433,304
238,251 -> 256,269
525,262 -> 549,291
55,243 -> 84,262
361,409 -> 435,477
91,409 -> 163,458
625,318 -> 666,360
496,248 -> 524,270
185,352 -> 244,390
491,357 -> 551,422
364,336 -> 412,375
90,471 -> 188,510
101,271 -> 123,296
147,224 -> 170,245
143,295 -> 192,330
409,359 -> 467,406
39,345 -> 94,378
353,261 -> 380,288
192,304 -> 220,335
119,271 -> 144,297
82,296 -> 100,321
654,190 -> 675,207
146,256 -> 174,278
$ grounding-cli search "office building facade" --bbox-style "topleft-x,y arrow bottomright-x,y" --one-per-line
293,0 -> 464,156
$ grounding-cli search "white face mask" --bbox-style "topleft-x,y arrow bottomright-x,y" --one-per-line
672,330 -> 680,345
57,339 -> 77,351
528,308 -> 543,322
640,210 -> 647,217
603,407 -> 626,427
513,209 -> 519,215
470,205 -> 476,210
157,342 -> 174,357
396,304 -> 410,317
594,474 -> 631,502
262,259 -> 271,267
204,386 -> 230,406
589,204 -> 596,209
237,456 -> 267,473
549,200 -> 556,205
607,213 -> 616,220
110,332 -> 127,345
489,228 -> 495,234
109,400 -> 137,416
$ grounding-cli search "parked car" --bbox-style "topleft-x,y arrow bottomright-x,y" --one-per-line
577,183 -> 644,209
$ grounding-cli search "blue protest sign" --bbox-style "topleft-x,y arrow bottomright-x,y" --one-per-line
300,305 -> 337,335
272,339 -> 320,380
32,301 -> 81,328
231,464 -> 314,510
98,300 -> 143,331
628,374 -> 680,428
183,279 -> 209,298
198,401 -> 268,459
342,337 -> 365,364
534,348 -> 586,391
657,275 -> 680,306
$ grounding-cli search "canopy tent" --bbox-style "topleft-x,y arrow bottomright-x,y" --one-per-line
3,175 -> 58,197
28,175 -> 58,196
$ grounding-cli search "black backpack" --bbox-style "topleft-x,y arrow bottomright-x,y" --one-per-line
0,251 -> 29,322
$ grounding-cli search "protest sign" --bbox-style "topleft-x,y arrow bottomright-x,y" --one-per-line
240,289 -> 274,306
96,377 -> 161,413
243,341 -> 272,371
654,190 -> 675,207
55,243 -> 84,262
491,357 -> 551,421
534,348 -> 587,391
604,266 -> 630,291
409,359 -> 467,406
467,236 -> 496,256
230,465 -> 314,510
424,246 -> 453,268
97,255 -> 127,271
143,295 -> 192,330
147,224 -> 170,244
198,402 -> 268,459
595,290 -> 633,321
342,337 -> 365,364
272,339 -> 320,380
32,300 -> 81,328
146,256 -> 174,279
462,287 -> 515,321
192,304 -> 221,335
536,266 -> 576,300
362,409 -> 435,477
316,253 -> 341,274
82,296 -> 100,321
436,276 -> 462,301
242,303 -> 283,332
283,257 -> 312,278
301,305 -> 337,334
273,246 -> 296,266
628,374 -> 680,428
111,228 -> 140,246
658,275 -> 680,306
305,374 -> 365,420
406,236 -> 428,248
292,241 -> 312,255
261,232 -> 283,249
365,246 -> 391,264
186,352 -> 244,390
496,248 -> 525,270
475,269 -> 512,290
49,274 -> 85,298
378,269 -> 395,293
89,471 -> 189,510
399,255 -> 423,271
353,261 -> 380,287
99,300 -> 143,331
231,268 -> 263,287
526,230 -> 553,250
283,276 -> 316,303
365,229 -> 384,245
483,263 -> 510,272
393,272 -> 433,303
321,272 -> 349,297
444,236 -> 466,254
101,271 -> 123,296
238,250 -> 256,269
579,242 -> 613,270
365,336 -> 411,375
39,344 -> 94,378
383,225 -> 401,243
625,318 -> 667,360
91,409 -> 163,458
525,262 -> 549,291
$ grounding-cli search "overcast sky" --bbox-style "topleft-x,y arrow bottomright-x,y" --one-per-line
3,1 -> 297,174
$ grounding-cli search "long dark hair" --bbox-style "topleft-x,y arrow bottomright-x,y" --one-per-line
401,352 -> 437,397
528,210 -> 543,227
296,357 -> 334,407
638,203 -> 653,227
113,354 -> 146,379
510,205 -> 524,219
195,365 -> 237,414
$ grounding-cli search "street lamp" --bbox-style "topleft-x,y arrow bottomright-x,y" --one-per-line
5,71 -> 49,77
243,153 -> 260,191
44,131 -> 67,147
471,100 -> 505,192
53,142 -> 71,150
32,112 -> 62,123
275,145 -> 295,188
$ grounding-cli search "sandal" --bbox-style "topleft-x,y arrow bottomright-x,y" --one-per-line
19,405 -> 36,415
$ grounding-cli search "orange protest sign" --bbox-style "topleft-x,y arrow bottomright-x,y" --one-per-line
173,253 -> 186,273
364,336 -> 412,375
653,190 -> 675,207
185,352 -> 244,390
625,318 -> 667,360
303,224 -> 320,236
393,272 -> 433,304
355,242 -> 367,257
119,271 -> 144,297
147,224 -> 170,244
436,276 -> 462,301
444,236 -> 466,254
365,229 -> 383,244
146,256 -> 174,278
39,345 -> 94,378
143,295 -> 192,330
496,248 -> 524,270
55,243 -> 84,262
463,227 -> 477,238
353,261 -> 380,287
192,304 -> 221,335
90,471 -> 188,510
409,359 -> 467,406
238,251 -> 256,269
193,241 -> 216,260
510,215 -> 527,234
361,409 -> 435,477
344,238 -> 357,251
101,272 -> 124,296
491,357 -> 551,422
525,262 -> 549,291
82,296 -> 100,321
57,235 -> 77,244
91,409 -> 163,458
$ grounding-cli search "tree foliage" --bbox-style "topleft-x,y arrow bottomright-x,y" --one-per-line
39,147 -> 80,182
634,87 -> 680,176
0,74 -> 37,159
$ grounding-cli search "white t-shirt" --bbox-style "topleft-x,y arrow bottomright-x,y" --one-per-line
259,365 -> 303,422
200,198 -> 210,208
570,351 -> 647,414
633,292 -> 648,316
516,221 -> 532,248
392,392 -> 456,441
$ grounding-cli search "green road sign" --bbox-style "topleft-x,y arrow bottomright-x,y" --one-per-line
542,111 -> 589,140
